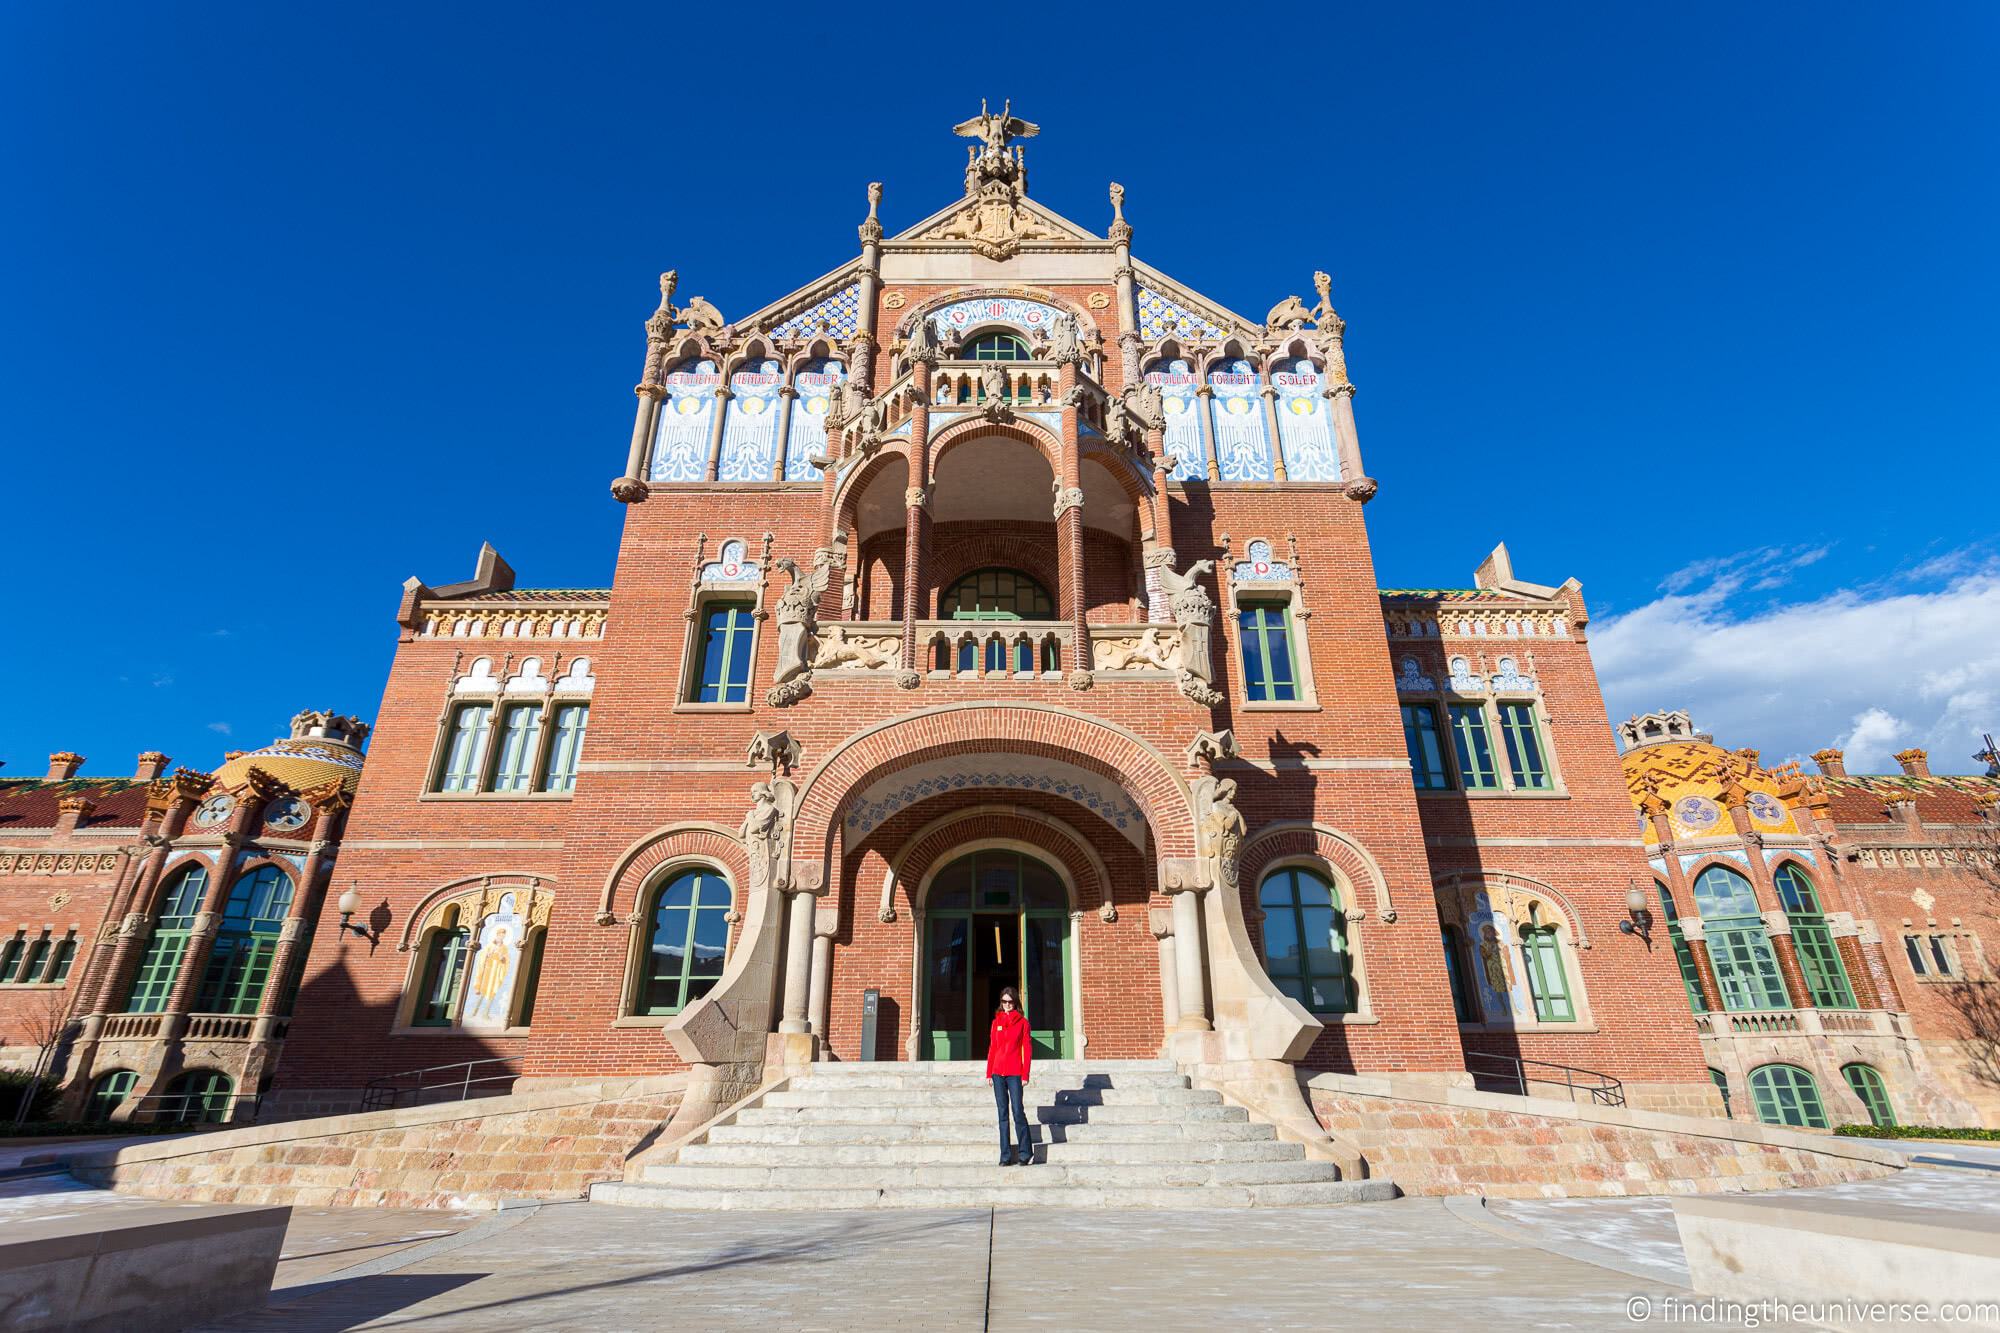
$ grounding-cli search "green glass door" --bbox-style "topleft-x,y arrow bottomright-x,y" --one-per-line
922,850 -> 1074,1060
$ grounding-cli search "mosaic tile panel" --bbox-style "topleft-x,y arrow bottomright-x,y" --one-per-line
771,282 -> 861,340
1136,285 -> 1228,341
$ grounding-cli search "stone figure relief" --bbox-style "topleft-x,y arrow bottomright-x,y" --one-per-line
813,625 -> 900,672
979,362 -> 1011,415
1196,776 -> 1247,894
906,316 -> 941,366
1092,626 -> 1179,673
1156,558 -> 1223,706
767,552 -> 832,706
741,779 -> 796,896
1263,294 -> 1315,334
1043,312 -> 1083,366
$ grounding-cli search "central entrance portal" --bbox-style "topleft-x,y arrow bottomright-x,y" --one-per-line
922,849 -> 1075,1059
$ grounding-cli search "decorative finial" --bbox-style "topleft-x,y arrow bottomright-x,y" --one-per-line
866,182 -> 882,223
1109,183 -> 1126,225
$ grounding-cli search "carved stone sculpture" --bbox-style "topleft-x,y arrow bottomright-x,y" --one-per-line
1263,294 -> 1314,334
979,363 -> 1011,415
1185,729 -> 1239,771
740,779 -> 795,896
1200,778 -> 1247,894
745,729 -> 801,775
1156,558 -> 1222,706
767,554 -> 831,706
906,316 -> 941,366
679,295 -> 726,335
813,625 -> 899,671
1092,626 -> 1178,672
1045,313 -> 1084,366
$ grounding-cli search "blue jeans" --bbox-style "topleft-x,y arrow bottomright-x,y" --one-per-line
991,1074 -> 1031,1161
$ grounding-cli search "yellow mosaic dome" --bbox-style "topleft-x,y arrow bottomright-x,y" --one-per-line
212,711 -> 369,796
1619,712 -> 1801,845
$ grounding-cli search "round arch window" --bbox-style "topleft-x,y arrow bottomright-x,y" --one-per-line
944,569 -> 1053,621
964,331 -> 1030,361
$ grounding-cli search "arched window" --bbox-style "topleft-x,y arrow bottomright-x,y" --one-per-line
1441,925 -> 1478,1022
196,864 -> 295,1014
1773,863 -> 1855,1009
1709,1067 -> 1733,1117
1658,882 -> 1708,1013
965,331 -> 1030,361
413,907 -> 470,1027
943,569 -> 1054,621
1257,868 -> 1354,1014
1747,1063 -> 1828,1129
1841,1062 -> 1896,1128
514,925 -> 547,1027
1691,866 -> 1790,1011
126,864 -> 209,1013
1518,904 -> 1575,1022
162,1069 -> 234,1124
87,1069 -> 137,1123
640,869 -> 733,1014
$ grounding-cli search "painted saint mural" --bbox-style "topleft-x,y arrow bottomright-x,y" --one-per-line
1145,358 -> 1204,481
786,358 -> 846,481
461,892 -> 526,1032
1207,358 -> 1272,482
649,359 -> 721,482
1271,356 -> 1340,482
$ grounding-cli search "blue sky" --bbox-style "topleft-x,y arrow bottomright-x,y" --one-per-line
4,4 -> 1996,777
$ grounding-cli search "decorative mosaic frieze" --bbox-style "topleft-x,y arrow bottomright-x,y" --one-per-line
1382,606 -> 1570,640
1136,285 -> 1228,341
771,281 -> 861,340
1232,539 -> 1293,585
419,606 -> 608,640
1852,844 -> 1999,870
1393,657 -> 1437,693
1271,356 -> 1340,482
699,539 -> 760,585
925,296 -> 1066,339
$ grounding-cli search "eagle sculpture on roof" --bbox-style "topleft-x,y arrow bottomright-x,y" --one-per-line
952,99 -> 1039,156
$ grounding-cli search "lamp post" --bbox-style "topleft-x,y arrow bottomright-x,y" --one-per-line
1618,883 -> 1653,941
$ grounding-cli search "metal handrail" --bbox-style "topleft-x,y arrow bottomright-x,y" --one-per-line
123,1091 -> 264,1124
1464,1050 -> 1626,1107
358,1056 -> 521,1113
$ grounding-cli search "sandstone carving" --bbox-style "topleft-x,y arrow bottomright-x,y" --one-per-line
813,626 -> 900,672
740,779 -> 795,896
767,553 -> 831,706
1156,558 -> 1222,706
1093,627 -> 1178,673
1199,777 -> 1247,894
1264,294 -> 1314,334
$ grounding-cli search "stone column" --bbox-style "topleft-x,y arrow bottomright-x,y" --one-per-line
1195,384 -> 1220,483
1675,917 -> 1729,1016
616,277 -> 676,500
701,385 -> 733,482
807,905 -> 838,1037
770,385 -> 797,482
778,887 -> 819,1035
1149,907 -> 1181,1032
900,356 -> 935,672
1259,383 -> 1288,482
1168,887 -> 1209,1031
1320,312 -> 1366,485
251,825 -> 339,1038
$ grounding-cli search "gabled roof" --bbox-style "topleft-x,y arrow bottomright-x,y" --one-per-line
0,778 -> 150,832
888,191 -> 1109,249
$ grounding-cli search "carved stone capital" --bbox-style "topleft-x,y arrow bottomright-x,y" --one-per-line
610,476 -> 651,505
1052,486 -> 1085,519
904,486 -> 930,511
594,910 -> 617,927
1098,902 -> 1118,922
894,668 -> 922,690
1158,857 -> 1207,895
634,382 -> 665,401
1342,477 -> 1378,503
1065,669 -> 1095,692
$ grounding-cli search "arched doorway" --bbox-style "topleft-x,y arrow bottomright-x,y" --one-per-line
922,849 -> 1075,1060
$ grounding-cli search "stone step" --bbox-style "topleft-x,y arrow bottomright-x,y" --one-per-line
705,1120 -> 1277,1146
591,1179 -> 1400,1211
803,1060 -> 1175,1076
763,1086 -> 1221,1110
675,1139 -> 1306,1167
787,1071 -> 1189,1092
732,1103 -> 1247,1128
639,1160 -> 1339,1189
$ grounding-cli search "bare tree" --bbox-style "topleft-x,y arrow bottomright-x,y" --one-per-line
10,989 -> 76,1126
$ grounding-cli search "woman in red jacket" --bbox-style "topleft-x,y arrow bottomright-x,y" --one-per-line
984,986 -> 1034,1166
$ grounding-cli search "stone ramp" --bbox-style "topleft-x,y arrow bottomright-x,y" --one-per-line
591,1060 -> 1397,1210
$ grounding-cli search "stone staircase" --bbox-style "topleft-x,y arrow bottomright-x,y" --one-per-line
591,1059 -> 1398,1209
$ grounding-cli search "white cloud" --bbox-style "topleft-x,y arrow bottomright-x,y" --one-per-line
207,722 -> 232,735
1595,561 -> 2000,776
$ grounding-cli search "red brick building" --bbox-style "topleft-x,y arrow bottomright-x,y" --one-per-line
247,111 -> 1721,1134
1622,711 -> 2000,1129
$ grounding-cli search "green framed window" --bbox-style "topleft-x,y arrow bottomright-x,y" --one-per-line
491,703 -> 544,792
436,702 -> 494,792
640,869 -> 733,1014
1441,925 -> 1479,1022
195,864 -> 294,1014
1774,863 -> 1855,1009
1659,882 -> 1708,1013
1692,866 -> 1790,1011
162,1069 -> 234,1124
1497,702 -> 1552,789
1519,912 -> 1575,1022
943,569 -> 1053,620
1841,1063 -> 1896,1128
125,864 -> 209,1013
412,911 -> 470,1026
0,933 -> 23,984
1449,704 -> 1499,790
1748,1063 -> 1828,1129
45,932 -> 76,984
542,704 -> 588,792
1709,1067 -> 1733,1117
1238,602 -> 1298,702
87,1069 -> 137,1123
693,601 -> 756,702
1401,703 -> 1451,790
965,331 -> 1030,360
1257,868 -> 1354,1014
17,933 -> 51,984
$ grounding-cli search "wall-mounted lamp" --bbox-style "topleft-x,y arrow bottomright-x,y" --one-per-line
336,883 -> 375,941
1618,884 -> 1653,941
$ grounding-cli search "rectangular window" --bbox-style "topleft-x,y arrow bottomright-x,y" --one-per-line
1401,704 -> 1451,790
437,703 -> 494,793
0,932 -> 23,984
491,704 -> 544,793
1791,922 -> 1856,1009
693,601 -> 756,703
1520,928 -> 1575,1022
542,704 -> 588,792
1708,922 -> 1791,1011
1904,933 -> 1927,975
126,934 -> 189,1013
47,933 -> 76,984
1449,704 -> 1499,790
414,930 -> 469,1026
18,933 -> 51,984
1668,925 -> 1709,1013
1498,702 -> 1552,790
1237,602 -> 1298,702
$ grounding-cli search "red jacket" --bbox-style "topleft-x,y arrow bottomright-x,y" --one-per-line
985,1009 -> 1033,1080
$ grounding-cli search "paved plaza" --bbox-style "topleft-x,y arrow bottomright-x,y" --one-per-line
9,1159 -> 1998,1330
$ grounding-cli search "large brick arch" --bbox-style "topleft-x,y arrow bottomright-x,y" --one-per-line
791,703 -> 1195,886
929,416 -> 1063,482
597,821 -> 749,923
887,803 -> 1115,921
1238,821 -> 1397,924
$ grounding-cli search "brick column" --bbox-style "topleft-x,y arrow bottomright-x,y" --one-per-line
1857,920 -> 1909,1012
900,359 -> 934,672
1676,917 -> 1729,1015
1762,911 -> 1813,1011
1830,924 -> 1881,1010
83,793 -> 200,1018
1055,359 -> 1092,675
161,799 -> 261,1021
252,812 -> 342,1035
